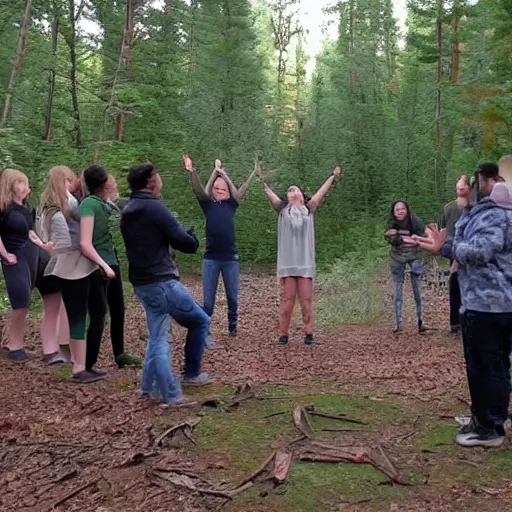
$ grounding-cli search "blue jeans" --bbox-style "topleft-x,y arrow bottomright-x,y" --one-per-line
390,259 -> 423,330
135,279 -> 210,402
202,258 -> 239,331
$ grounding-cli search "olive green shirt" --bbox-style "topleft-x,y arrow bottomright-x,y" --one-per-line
439,200 -> 464,238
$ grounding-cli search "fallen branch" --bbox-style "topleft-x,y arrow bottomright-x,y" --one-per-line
118,451 -> 158,467
154,466 -> 212,486
50,478 -> 100,509
309,411 -> 368,426
373,444 -> 399,479
274,451 -> 292,483
395,431 -> 416,443
155,472 -> 232,500
283,435 -> 307,449
227,384 -> 256,409
300,446 -> 412,486
293,406 -> 313,437
153,417 -> 201,447
256,394 -> 313,401
264,411 -> 286,419
52,469 -> 78,483
232,451 -> 276,490
229,481 -> 254,496
320,428 -> 366,432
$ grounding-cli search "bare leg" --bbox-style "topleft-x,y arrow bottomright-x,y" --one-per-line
279,277 -> 298,336
58,300 -> 70,347
297,277 -> 314,335
69,339 -> 86,375
57,300 -> 72,362
9,307 -> 29,351
40,293 -> 62,355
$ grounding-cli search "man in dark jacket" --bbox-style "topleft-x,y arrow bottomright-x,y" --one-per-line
121,163 -> 213,406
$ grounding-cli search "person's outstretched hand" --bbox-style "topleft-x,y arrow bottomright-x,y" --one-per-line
412,223 -> 447,254
183,154 -> 194,173
257,166 -> 267,183
332,166 -> 342,177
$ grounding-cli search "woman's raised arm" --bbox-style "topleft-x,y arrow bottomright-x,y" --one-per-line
257,166 -> 283,212
307,166 -> 341,212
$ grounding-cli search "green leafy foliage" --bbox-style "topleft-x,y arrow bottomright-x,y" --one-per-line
1,0 -> 512,270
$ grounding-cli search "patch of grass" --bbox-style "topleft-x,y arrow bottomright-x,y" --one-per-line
415,418 -> 457,452
55,364 -> 72,381
316,252 -> 386,327
188,398 -> 295,480
185,390 -> 415,511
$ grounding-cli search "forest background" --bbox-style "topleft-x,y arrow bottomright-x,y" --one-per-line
1,0 -> 511,276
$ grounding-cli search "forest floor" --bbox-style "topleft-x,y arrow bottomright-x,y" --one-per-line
1,269 -> 512,512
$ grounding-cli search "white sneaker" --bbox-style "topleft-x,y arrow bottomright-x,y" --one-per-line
456,429 -> 505,448
455,416 -> 511,430
205,336 -> 219,349
160,395 -> 190,409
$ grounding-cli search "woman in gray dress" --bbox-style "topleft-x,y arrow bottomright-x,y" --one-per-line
257,165 -> 341,345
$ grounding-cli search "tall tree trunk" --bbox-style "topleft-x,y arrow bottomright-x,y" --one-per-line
451,12 -> 461,83
68,0 -> 81,148
114,0 -> 134,141
96,0 -> 134,160
295,33 -> 305,177
44,6 -> 60,140
434,0 -> 443,189
270,0 -> 299,141
1,0 -> 33,127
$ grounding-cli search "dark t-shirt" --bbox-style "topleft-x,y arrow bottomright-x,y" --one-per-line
0,203 -> 33,254
199,197 -> 239,260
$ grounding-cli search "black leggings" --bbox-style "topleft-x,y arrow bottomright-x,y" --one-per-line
107,265 -> 125,358
60,270 -> 107,370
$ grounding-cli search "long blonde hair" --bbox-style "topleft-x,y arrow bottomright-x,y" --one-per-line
39,166 -> 73,219
79,171 -> 89,198
0,168 -> 29,213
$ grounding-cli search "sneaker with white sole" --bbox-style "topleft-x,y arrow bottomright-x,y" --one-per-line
182,373 -> 215,386
455,415 -> 511,431
456,427 -> 505,448
205,336 -> 219,349
160,395 -> 190,409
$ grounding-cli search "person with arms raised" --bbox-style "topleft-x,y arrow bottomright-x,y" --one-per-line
257,164 -> 341,345
183,155 -> 256,348
121,163 -> 212,407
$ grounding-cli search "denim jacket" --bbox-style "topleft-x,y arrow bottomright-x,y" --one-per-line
452,198 -> 512,313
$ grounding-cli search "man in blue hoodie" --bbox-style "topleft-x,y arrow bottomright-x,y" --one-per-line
418,161 -> 512,447
121,163 -> 213,407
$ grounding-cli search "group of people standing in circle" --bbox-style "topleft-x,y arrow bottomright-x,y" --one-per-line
385,157 -> 512,449
5,152 -> 510,447
0,156 -> 342,404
